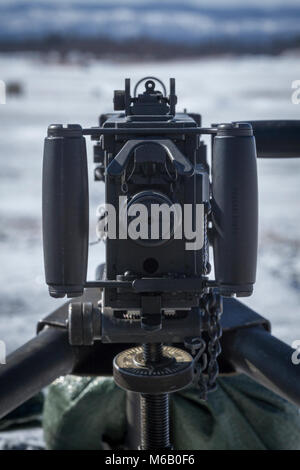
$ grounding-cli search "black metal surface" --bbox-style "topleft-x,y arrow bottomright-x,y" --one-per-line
140,343 -> 170,450
221,325 -> 300,407
101,82 -> 208,314
82,127 -> 217,136
37,287 -> 100,333
0,327 -> 131,420
113,345 -> 194,394
102,309 -> 203,344
143,343 -> 164,363
85,280 -> 132,289
37,294 -> 270,341
68,302 -> 101,346
43,124 -> 89,299
0,296 -> 298,420
0,328 -> 75,420
212,123 -> 258,297
140,393 -> 170,450
106,139 -> 194,177
248,120 -> 300,158
133,277 -> 204,293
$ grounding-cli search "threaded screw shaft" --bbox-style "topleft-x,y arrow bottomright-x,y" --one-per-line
143,343 -> 164,363
140,343 -> 170,450
140,393 -> 170,449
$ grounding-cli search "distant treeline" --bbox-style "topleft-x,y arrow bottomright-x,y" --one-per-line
0,35 -> 300,60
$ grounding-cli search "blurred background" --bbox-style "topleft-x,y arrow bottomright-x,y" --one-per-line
0,0 -> 300,355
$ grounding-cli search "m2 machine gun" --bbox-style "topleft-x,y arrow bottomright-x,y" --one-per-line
1,77 -> 300,450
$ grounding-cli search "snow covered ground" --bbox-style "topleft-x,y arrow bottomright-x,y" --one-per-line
1,1 -> 300,44
0,52 -> 299,353
0,427 -> 44,450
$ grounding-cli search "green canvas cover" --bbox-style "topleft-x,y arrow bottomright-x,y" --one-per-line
43,374 -> 300,450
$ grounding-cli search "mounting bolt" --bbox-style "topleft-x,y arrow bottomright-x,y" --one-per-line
68,302 -> 101,346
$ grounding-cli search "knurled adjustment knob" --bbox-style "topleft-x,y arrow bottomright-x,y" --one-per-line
68,302 -> 101,346
113,90 -> 126,111
113,346 -> 194,394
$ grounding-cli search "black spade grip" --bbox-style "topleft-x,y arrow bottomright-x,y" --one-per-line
212,123 -> 258,297
42,124 -> 89,298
